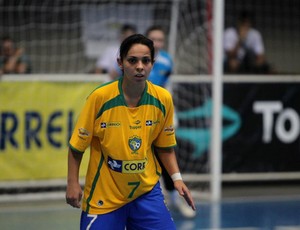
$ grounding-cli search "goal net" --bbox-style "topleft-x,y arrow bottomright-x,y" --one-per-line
0,0 -> 212,74
1,0 -> 299,75
170,76 -> 213,200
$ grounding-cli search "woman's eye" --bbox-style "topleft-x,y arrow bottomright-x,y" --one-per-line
127,58 -> 137,64
142,58 -> 151,64
127,57 -> 151,65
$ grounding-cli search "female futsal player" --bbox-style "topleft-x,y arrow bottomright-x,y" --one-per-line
66,34 -> 196,230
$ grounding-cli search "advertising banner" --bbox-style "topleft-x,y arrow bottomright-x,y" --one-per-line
2,80 -> 300,181
173,82 -> 300,173
223,83 -> 300,173
0,81 -> 100,180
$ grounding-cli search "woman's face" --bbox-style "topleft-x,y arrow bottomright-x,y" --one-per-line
147,30 -> 165,52
119,44 -> 153,83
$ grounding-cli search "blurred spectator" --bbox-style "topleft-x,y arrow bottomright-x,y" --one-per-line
146,25 -> 173,87
94,24 -> 137,78
0,36 -> 31,74
223,10 -> 273,74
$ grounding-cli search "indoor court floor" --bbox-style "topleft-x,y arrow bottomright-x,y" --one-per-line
173,196 -> 300,230
1,191 -> 300,230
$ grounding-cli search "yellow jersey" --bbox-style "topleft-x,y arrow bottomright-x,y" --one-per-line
69,78 -> 176,214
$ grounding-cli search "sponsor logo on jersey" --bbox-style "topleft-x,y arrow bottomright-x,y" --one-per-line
100,122 -> 121,128
78,128 -> 89,139
129,120 -> 142,129
164,125 -> 174,132
146,120 -> 160,126
107,156 -> 147,173
153,120 -> 160,125
129,125 -> 141,129
146,120 -> 152,126
128,136 -> 142,154
130,120 -> 142,129
107,158 -> 122,172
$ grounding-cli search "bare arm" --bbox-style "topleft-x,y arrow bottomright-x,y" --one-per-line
156,147 -> 196,211
226,25 -> 249,60
3,48 -> 24,73
66,147 -> 83,208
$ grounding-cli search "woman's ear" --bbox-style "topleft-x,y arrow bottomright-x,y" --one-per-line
117,58 -> 123,70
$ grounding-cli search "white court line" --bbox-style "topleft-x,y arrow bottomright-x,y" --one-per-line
222,194 -> 300,204
200,228 -> 260,230
0,204 -> 72,214
0,191 -> 65,203
0,192 -> 74,214
275,226 -> 300,230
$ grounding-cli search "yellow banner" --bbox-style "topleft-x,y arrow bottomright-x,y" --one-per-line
0,81 -> 101,181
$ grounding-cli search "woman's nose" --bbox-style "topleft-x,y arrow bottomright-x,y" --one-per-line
136,60 -> 144,70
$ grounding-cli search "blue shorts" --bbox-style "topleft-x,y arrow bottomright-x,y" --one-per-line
80,182 -> 176,230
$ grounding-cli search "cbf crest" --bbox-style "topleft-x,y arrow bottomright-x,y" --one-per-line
128,136 -> 142,154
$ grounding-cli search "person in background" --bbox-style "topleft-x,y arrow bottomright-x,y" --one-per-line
146,25 -> 196,218
66,34 -> 196,230
0,36 -> 31,75
145,25 -> 172,87
223,10 -> 272,74
94,24 -> 136,77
